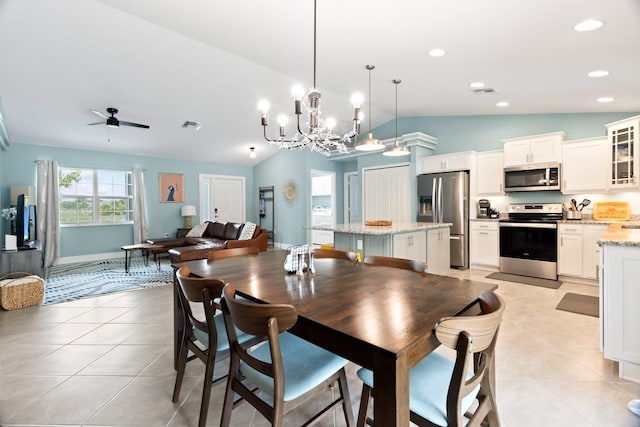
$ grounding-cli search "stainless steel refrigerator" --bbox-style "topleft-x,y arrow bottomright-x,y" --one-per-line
417,171 -> 469,269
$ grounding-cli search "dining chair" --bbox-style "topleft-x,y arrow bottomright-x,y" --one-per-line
356,289 -> 505,427
313,248 -> 358,263
207,246 -> 259,261
172,267 -> 261,427
363,255 -> 426,273
219,283 -> 356,427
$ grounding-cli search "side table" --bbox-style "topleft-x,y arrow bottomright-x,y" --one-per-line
120,244 -> 166,273
177,228 -> 191,238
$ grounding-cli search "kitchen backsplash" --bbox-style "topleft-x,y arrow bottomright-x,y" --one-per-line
476,191 -> 640,219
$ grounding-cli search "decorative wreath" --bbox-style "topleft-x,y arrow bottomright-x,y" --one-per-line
284,181 -> 297,202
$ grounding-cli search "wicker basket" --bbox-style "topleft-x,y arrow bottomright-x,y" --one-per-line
0,272 -> 45,310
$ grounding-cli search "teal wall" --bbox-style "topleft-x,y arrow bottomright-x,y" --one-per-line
253,149 -> 350,246
373,112 -> 638,155
2,111 -> 639,258
0,143 -> 253,257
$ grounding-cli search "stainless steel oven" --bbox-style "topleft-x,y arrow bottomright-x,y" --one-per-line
499,203 -> 562,280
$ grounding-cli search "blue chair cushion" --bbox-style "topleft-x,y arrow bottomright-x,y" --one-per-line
357,352 -> 479,427
192,312 -> 254,352
240,332 -> 348,402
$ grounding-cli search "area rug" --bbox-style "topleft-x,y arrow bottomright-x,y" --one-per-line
556,293 -> 599,317
485,272 -> 562,289
44,258 -> 173,305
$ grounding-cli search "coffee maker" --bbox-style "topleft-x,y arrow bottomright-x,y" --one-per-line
478,199 -> 491,218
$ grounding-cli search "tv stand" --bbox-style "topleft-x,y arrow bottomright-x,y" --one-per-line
0,242 -> 44,276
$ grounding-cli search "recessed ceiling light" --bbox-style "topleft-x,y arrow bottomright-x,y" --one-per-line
428,48 -> 446,57
469,82 -> 485,88
574,19 -> 604,32
597,97 -> 614,103
496,101 -> 509,108
588,70 -> 609,78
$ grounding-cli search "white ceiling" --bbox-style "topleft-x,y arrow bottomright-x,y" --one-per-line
1,0 -> 639,166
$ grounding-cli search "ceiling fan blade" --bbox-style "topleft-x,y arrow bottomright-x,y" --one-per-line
91,110 -> 108,119
120,121 -> 150,129
87,121 -> 105,125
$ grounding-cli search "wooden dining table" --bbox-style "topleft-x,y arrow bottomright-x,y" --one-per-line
172,250 -> 497,426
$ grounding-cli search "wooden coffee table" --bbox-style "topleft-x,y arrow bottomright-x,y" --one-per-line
120,244 -> 166,273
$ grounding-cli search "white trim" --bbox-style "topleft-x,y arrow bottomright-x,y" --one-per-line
329,131 -> 438,161
56,251 -> 122,265
344,171 -> 358,223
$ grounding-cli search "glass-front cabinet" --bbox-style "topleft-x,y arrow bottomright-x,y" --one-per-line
606,115 -> 640,190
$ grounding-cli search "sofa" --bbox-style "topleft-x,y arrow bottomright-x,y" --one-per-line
146,220 -> 268,263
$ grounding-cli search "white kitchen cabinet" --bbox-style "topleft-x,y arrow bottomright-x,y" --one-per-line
601,243 -> 640,383
557,224 -> 583,277
312,175 -> 332,195
557,223 -> 608,280
476,151 -> 504,195
469,220 -> 499,267
503,132 -> 564,167
419,152 -> 475,174
311,214 -> 334,245
393,231 -> 426,263
561,137 -> 608,194
606,115 -> 640,190
583,224 -> 608,280
426,227 -> 450,275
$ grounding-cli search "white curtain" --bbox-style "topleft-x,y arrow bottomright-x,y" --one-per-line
132,167 -> 148,243
36,160 -> 60,267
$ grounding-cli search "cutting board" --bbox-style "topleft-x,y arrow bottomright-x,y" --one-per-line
592,201 -> 632,221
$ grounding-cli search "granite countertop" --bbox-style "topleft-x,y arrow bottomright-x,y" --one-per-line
306,221 -> 452,235
598,223 -> 640,247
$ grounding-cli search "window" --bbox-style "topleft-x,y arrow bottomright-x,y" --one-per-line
59,168 -> 133,225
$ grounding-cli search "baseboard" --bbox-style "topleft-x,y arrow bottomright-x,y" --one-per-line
56,251 -> 122,265
558,275 -> 598,287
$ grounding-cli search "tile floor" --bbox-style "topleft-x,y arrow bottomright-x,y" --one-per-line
1,266 -> 640,426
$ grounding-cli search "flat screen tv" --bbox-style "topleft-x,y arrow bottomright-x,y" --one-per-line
16,194 -> 32,249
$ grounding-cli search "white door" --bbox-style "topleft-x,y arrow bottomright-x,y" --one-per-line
344,172 -> 362,224
199,174 -> 245,223
311,170 -> 336,245
363,164 -> 411,223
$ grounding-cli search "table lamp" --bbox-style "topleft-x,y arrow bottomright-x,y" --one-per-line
181,205 -> 196,228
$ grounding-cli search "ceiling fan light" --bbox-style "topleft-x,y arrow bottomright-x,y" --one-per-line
355,132 -> 385,151
106,117 -> 119,128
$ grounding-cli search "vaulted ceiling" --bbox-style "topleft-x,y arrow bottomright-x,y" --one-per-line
1,0 -> 639,165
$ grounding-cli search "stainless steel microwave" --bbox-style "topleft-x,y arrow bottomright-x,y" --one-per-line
504,163 -> 561,192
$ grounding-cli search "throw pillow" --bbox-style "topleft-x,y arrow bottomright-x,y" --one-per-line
238,222 -> 257,240
186,222 -> 209,238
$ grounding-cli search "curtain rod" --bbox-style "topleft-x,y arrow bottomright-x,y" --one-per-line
33,160 -> 148,172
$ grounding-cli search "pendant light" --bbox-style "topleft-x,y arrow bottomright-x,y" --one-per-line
383,79 -> 410,157
355,65 -> 385,151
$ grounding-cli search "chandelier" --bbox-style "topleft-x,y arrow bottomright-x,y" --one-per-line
257,0 -> 363,156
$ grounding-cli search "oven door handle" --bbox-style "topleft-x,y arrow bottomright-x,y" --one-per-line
499,222 -> 557,229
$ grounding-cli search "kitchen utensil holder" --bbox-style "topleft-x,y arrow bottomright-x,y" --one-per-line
565,210 -> 582,220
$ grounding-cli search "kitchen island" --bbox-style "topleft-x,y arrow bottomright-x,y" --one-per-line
598,223 -> 640,384
307,222 -> 452,275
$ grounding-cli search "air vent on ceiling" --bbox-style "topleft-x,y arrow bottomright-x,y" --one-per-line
472,88 -> 497,94
182,121 -> 203,131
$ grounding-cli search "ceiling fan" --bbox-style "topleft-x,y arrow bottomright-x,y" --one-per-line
88,107 -> 150,129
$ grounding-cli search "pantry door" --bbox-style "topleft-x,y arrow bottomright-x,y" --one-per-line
362,164 -> 411,223
199,174 -> 245,223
